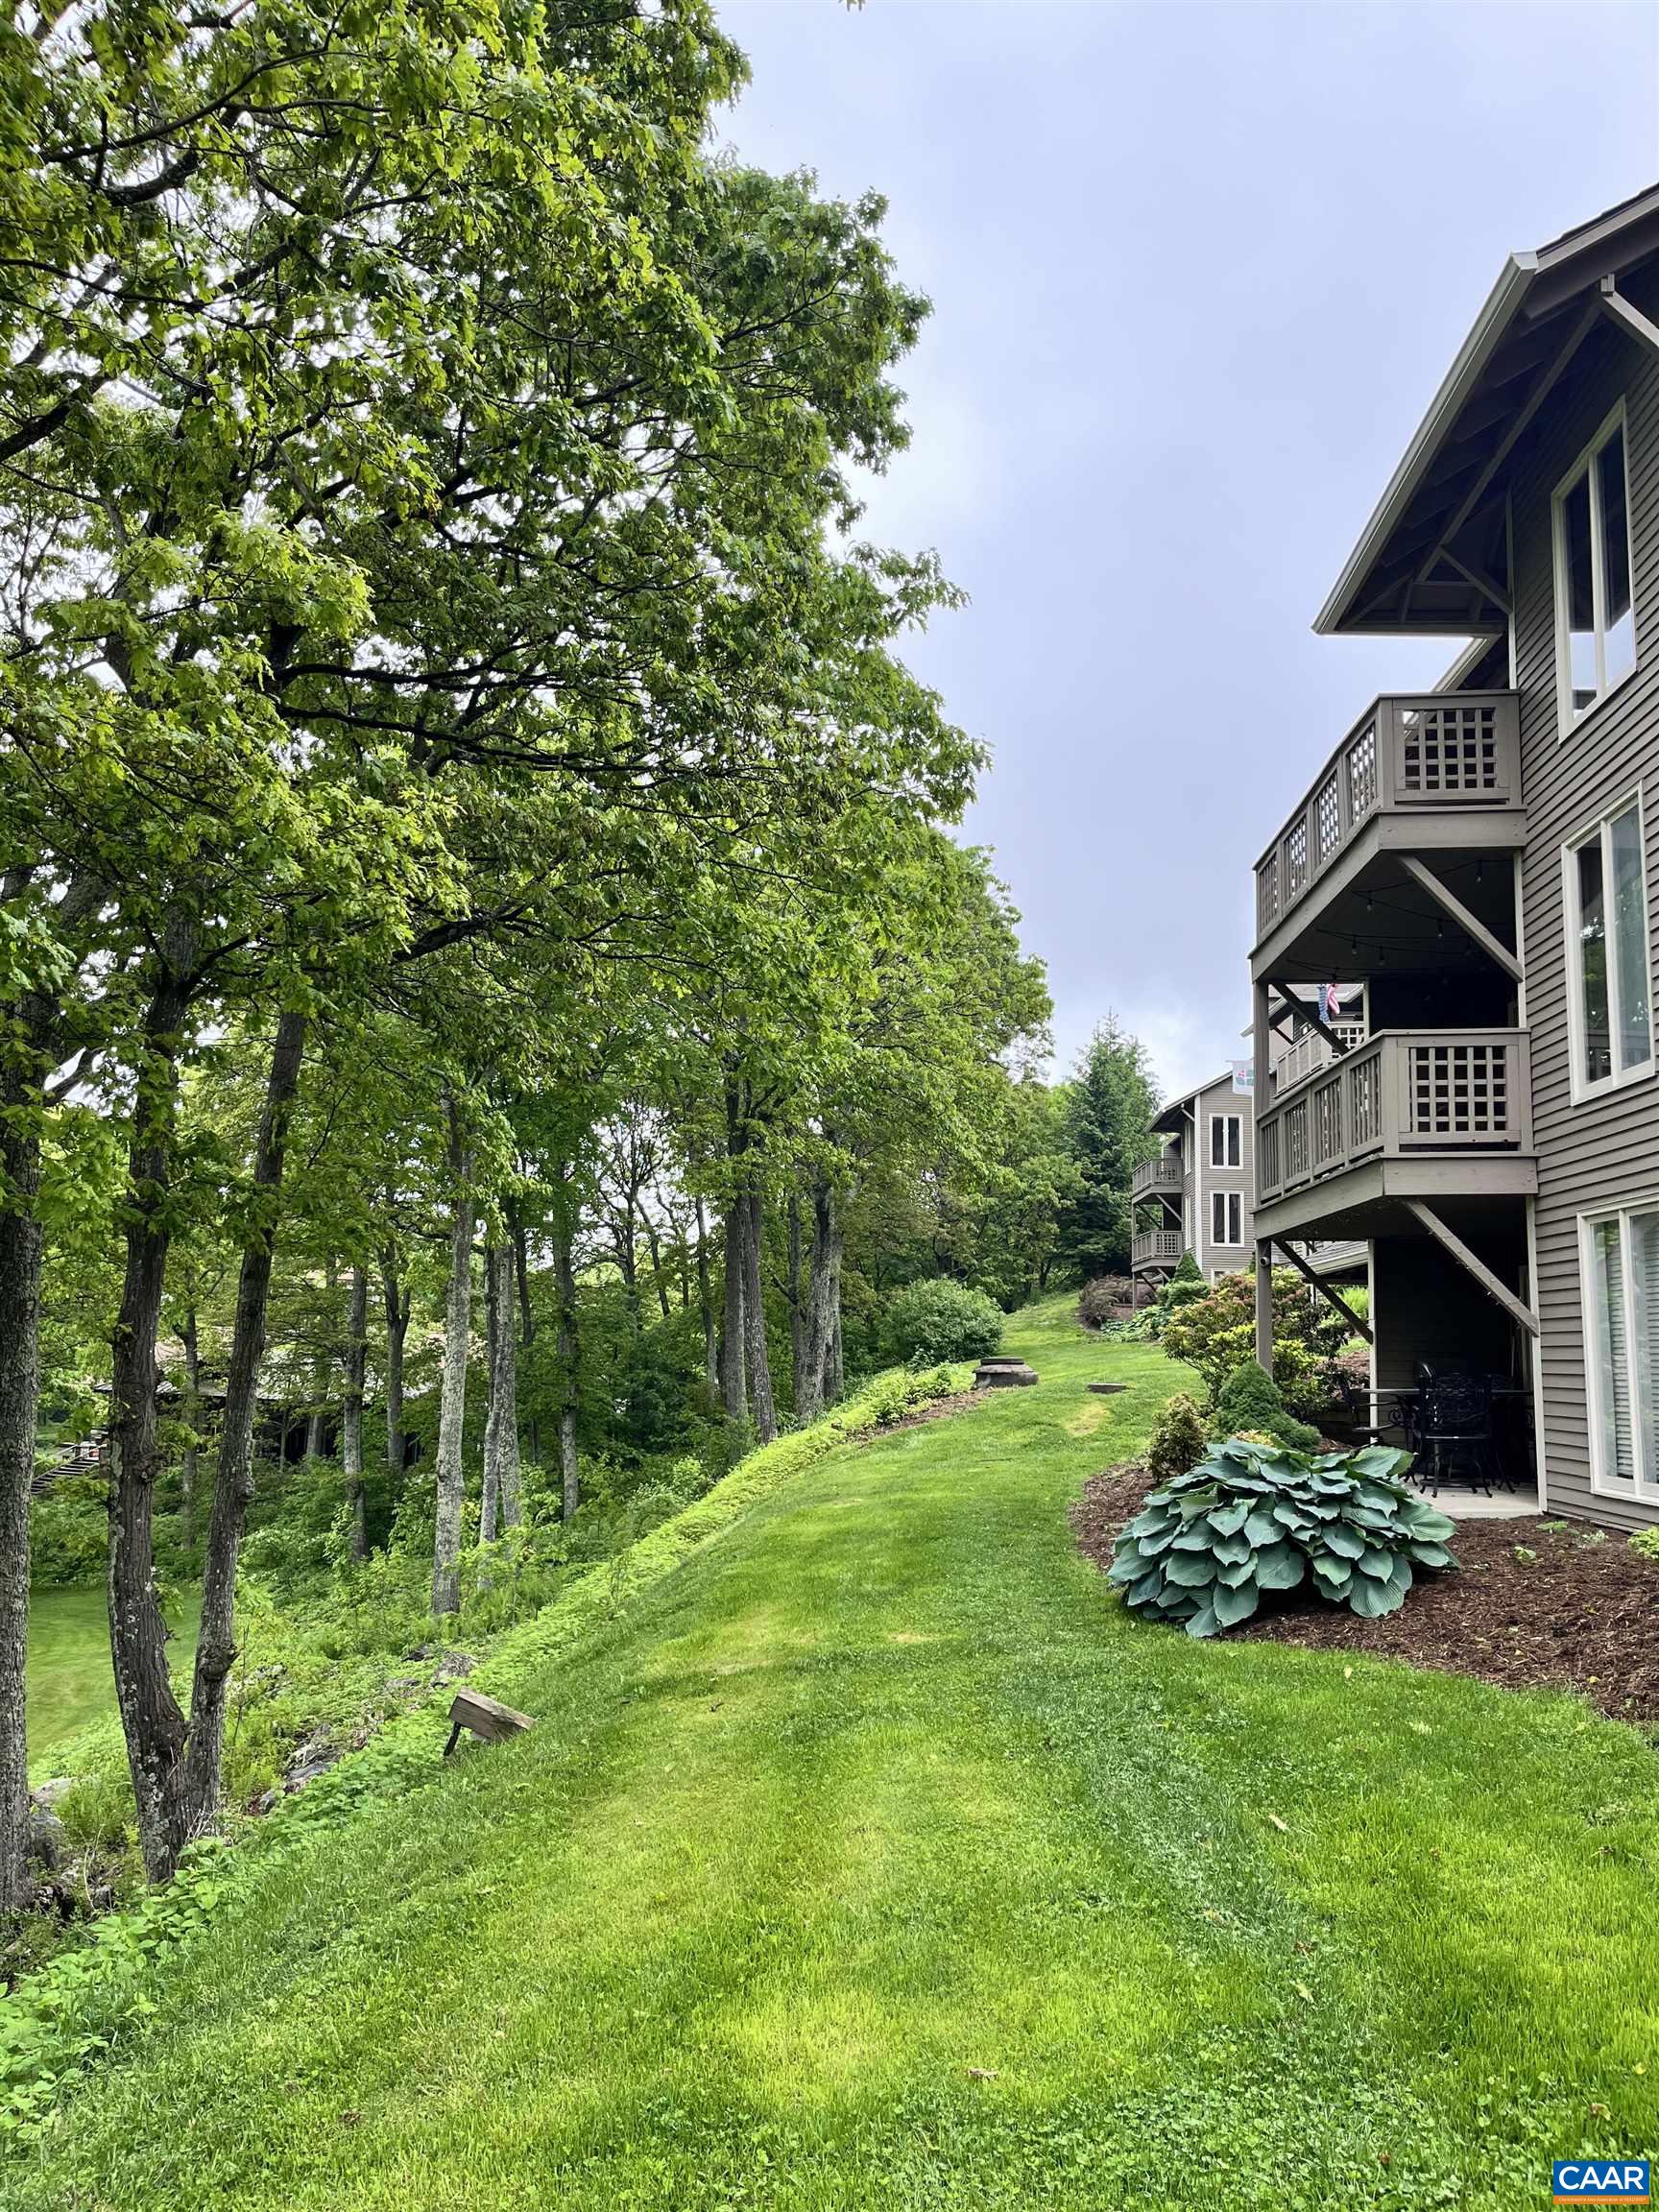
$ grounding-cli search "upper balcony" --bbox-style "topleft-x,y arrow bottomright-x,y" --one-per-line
1254,1027 -> 1536,1238
1131,1155 -> 1184,1202
1252,691 -> 1523,974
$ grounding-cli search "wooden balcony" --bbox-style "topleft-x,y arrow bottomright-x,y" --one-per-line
1131,1229 -> 1184,1271
1254,1029 -> 1535,1234
1131,1155 -> 1184,1200
1253,691 -> 1522,956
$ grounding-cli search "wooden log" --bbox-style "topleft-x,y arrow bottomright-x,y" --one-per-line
444,1688 -> 535,1757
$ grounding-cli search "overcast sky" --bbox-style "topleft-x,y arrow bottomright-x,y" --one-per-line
716,0 -> 1659,1098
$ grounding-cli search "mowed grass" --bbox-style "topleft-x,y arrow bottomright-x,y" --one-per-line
26,1585 -> 201,1781
12,1297 -> 1659,2209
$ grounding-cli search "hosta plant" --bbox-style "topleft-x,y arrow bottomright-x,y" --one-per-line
1108,1437 -> 1456,1638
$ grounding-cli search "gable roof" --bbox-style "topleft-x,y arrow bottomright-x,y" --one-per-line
1316,183 -> 1659,637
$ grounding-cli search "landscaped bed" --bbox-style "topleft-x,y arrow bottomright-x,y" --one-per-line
1074,1462 -> 1659,1725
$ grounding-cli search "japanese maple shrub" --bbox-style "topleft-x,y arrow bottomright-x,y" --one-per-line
1108,1438 -> 1456,1638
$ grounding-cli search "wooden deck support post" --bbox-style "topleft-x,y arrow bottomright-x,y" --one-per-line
1254,1240 -> 1274,1372
1267,1238 -> 1374,1343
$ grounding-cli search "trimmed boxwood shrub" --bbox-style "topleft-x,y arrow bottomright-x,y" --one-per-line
1108,1437 -> 1456,1638
879,1279 -> 1003,1366
1215,1359 -> 1321,1453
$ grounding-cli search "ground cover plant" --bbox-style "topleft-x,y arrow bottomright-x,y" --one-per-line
9,1299 -> 1659,2211
1077,1466 -> 1659,1724
1107,1436 -> 1457,1636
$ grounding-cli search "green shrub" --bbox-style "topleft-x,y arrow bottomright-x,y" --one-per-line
1159,1252 -> 1210,1316
29,1474 -> 108,1587
1629,1528 -> 1659,1564
1161,1268 -> 1348,1416
880,1279 -> 1003,1366
1215,1360 -> 1322,1453
1145,1393 -> 1207,1484
1108,1438 -> 1456,1638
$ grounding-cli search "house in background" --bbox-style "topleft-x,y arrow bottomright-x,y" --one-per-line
1131,1066 -> 1255,1293
1249,182 -> 1659,1524
1132,1010 -> 1366,1302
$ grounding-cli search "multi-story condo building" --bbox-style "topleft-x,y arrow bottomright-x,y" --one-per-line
1249,182 -> 1659,1525
1131,1068 -> 1255,1290
1132,1005 -> 1366,1299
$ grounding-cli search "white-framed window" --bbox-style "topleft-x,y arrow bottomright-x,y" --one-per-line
1210,1112 -> 1241,1168
1580,1202 -> 1659,1498
1563,792 -> 1652,1099
1211,1190 -> 1241,1245
1553,401 -> 1636,731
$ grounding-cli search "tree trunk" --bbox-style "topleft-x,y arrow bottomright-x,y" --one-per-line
509,1204 -> 538,1465
174,1009 -> 306,1863
644,1214 -> 672,1323
480,1239 -> 502,1552
695,1197 -> 718,1399
343,1262 -> 368,1561
552,1200 -> 579,1521
379,1243 -> 407,1479
107,956 -> 198,1883
0,872 -> 97,1907
432,1106 -> 474,1616
740,1186 -> 777,1444
719,1199 -> 746,1424
179,1305 -> 201,1527
0,1079 -> 40,1911
304,1255 -> 336,1459
797,1183 -> 842,1425
616,1200 -> 640,1334
493,1241 -> 521,1529
786,1191 -> 807,1413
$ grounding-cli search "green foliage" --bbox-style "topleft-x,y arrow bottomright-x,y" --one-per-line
1161,1268 -> 1348,1415
1109,1438 -> 1457,1638
1076,1276 -> 1132,1329
1144,1393 -> 1208,1484
1055,1018 -> 1160,1279
1160,1251 -> 1211,1314
26,1477 -> 108,1589
879,1280 -> 1003,1366
1629,1528 -> 1659,1564
1214,1361 -> 1322,1454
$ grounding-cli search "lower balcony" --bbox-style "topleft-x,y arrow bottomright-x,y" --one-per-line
1254,1028 -> 1536,1238
1131,1229 -> 1185,1272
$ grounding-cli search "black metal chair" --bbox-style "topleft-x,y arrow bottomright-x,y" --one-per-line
1413,1373 -> 1499,1496
1334,1373 -> 1410,1449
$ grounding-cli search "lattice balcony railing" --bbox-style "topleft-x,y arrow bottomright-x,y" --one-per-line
1253,692 -> 1521,941
1254,1029 -> 1531,1206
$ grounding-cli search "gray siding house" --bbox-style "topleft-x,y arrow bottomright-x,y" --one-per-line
1250,183 -> 1659,1526
1131,1068 -> 1254,1289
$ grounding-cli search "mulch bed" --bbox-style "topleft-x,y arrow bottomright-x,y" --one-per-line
1071,1462 -> 1659,1726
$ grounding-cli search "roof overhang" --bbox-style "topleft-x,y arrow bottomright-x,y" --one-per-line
1316,183 -> 1659,638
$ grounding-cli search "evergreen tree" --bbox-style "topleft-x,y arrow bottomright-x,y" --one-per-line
1055,1018 -> 1159,1278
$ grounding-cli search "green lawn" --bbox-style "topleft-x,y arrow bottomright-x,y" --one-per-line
12,1296 -> 1659,2208
26,1586 -> 202,1781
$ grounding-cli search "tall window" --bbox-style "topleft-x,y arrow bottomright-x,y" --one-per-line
1583,1205 -> 1659,1496
1210,1113 -> 1241,1167
1554,406 -> 1636,728
1566,797 -> 1651,1096
1211,1190 -> 1241,1245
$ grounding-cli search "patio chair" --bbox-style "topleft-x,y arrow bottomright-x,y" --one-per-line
1413,1373 -> 1499,1496
1334,1373 -> 1412,1450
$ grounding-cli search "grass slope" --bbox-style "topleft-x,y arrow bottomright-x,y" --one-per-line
12,1299 -> 1659,2209
26,1588 -> 201,1782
